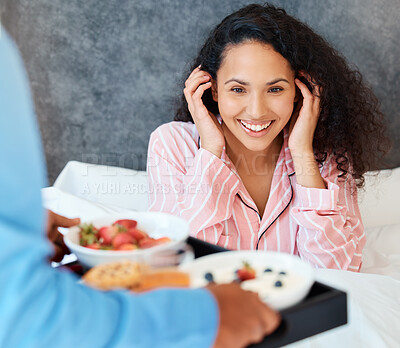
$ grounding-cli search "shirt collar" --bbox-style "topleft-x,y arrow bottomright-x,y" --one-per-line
219,115 -> 295,176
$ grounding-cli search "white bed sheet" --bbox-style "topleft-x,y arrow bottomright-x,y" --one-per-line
289,270 -> 400,348
43,161 -> 400,347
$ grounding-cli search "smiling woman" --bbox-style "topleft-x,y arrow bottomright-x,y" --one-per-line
214,42 -> 296,157
146,3 -> 390,271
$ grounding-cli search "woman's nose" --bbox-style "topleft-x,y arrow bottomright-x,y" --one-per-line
246,92 -> 268,118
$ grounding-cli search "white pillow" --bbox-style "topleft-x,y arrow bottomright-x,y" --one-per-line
53,161 -> 148,211
361,223 -> 400,280
358,167 -> 400,228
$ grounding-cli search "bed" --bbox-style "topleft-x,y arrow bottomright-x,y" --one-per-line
42,161 -> 400,347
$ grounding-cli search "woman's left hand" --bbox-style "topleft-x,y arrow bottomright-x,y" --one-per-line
46,210 -> 80,262
288,72 -> 321,156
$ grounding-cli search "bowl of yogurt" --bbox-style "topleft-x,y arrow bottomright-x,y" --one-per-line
181,250 -> 314,310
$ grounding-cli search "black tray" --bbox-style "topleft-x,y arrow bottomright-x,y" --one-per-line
60,237 -> 347,347
187,237 -> 348,347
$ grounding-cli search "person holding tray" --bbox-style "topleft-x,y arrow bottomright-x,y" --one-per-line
0,28 -> 280,348
147,3 -> 389,271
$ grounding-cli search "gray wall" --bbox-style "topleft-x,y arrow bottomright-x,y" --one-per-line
1,0 -> 399,184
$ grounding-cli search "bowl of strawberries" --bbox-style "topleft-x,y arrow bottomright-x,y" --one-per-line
64,212 -> 190,268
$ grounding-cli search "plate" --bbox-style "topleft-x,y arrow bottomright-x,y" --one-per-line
180,250 -> 314,310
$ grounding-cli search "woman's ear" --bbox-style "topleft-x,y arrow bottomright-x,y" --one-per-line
294,86 -> 300,103
211,79 -> 218,102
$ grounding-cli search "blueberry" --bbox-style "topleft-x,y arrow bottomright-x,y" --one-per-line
204,272 -> 214,282
274,280 -> 283,287
264,268 -> 273,273
278,271 -> 286,276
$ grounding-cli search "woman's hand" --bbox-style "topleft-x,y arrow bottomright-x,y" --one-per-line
184,66 -> 225,158
288,73 -> 326,189
288,72 -> 321,156
209,283 -> 281,348
46,210 -> 80,262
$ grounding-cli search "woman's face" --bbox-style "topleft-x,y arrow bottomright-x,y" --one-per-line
213,41 -> 297,154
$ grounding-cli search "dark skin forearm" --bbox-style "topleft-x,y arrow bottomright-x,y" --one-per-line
46,210 -> 80,262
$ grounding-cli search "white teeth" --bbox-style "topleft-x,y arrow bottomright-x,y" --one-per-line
240,120 -> 272,132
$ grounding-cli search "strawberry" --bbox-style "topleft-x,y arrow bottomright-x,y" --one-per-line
237,261 -> 256,281
154,237 -> 171,245
112,232 -> 135,249
128,228 -> 148,242
117,243 -> 138,251
114,219 -> 137,229
139,236 -> 171,249
138,237 -> 157,249
99,225 -> 119,245
86,243 -> 101,250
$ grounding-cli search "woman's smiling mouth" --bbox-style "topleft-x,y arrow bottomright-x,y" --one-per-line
238,119 -> 274,137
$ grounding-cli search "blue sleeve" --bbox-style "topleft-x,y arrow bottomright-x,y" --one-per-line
0,29 -> 218,348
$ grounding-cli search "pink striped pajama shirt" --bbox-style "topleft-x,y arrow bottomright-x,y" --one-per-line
146,121 -> 365,271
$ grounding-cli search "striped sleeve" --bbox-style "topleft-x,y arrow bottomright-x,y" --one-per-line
291,159 -> 365,271
147,124 -> 240,240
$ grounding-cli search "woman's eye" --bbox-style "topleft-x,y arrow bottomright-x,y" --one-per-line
269,87 -> 283,93
232,87 -> 244,93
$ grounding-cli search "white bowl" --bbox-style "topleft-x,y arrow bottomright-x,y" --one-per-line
180,250 -> 314,310
64,212 -> 189,268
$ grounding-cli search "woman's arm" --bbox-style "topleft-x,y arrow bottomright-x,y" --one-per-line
287,75 -> 364,271
147,123 -> 240,242
291,156 -> 365,271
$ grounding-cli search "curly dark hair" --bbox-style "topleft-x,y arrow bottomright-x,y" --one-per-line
174,3 -> 390,187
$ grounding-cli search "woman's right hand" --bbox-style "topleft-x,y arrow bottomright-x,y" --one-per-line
184,66 -> 225,158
